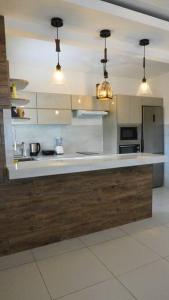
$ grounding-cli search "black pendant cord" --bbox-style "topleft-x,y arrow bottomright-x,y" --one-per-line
143,45 -> 146,81
57,27 -> 60,66
104,37 -> 108,79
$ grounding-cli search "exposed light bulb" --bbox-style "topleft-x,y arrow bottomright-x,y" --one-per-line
137,78 -> 152,96
54,63 -> 64,84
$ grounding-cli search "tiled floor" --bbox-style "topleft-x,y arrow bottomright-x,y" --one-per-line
1,187 -> 169,300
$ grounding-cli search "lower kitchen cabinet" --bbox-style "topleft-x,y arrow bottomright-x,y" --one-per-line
37,109 -> 72,124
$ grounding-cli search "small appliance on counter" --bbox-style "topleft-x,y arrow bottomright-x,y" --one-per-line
30,143 -> 41,156
55,137 -> 64,155
13,142 -> 27,157
42,150 -> 56,156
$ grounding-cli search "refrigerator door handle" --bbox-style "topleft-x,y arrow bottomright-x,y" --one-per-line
141,139 -> 144,152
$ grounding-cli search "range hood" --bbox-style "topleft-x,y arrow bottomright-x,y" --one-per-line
75,110 -> 108,118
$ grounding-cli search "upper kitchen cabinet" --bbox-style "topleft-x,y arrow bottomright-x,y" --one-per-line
37,109 -> 71,125
16,91 -> 37,108
37,93 -> 71,109
71,95 -> 110,111
141,96 -> 163,107
116,95 -> 142,124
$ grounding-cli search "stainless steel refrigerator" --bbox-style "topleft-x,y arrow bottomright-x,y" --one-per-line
142,106 -> 164,188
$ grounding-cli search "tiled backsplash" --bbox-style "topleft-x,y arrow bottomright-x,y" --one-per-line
13,124 -> 103,155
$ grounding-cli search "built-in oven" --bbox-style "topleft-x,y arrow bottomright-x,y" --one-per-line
119,144 -> 140,154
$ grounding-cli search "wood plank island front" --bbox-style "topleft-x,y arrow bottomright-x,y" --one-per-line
0,152 -> 165,256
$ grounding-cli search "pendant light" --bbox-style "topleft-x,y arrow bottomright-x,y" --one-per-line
51,17 -> 64,83
96,29 -> 113,101
138,39 -> 152,96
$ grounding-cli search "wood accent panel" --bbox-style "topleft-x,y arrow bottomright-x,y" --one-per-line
0,16 -> 10,108
0,165 -> 152,256
0,16 -> 10,182
0,16 -> 6,61
0,109 -> 6,181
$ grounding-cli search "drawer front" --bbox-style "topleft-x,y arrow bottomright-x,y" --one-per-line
12,109 -> 38,125
72,95 -> 109,111
37,93 -> 71,109
37,109 -> 72,124
17,91 -> 37,108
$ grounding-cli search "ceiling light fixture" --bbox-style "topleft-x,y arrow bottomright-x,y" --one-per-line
138,38 -> 152,96
96,29 -> 113,101
51,17 -> 64,84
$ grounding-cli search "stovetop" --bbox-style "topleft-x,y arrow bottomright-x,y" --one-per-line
76,152 -> 100,156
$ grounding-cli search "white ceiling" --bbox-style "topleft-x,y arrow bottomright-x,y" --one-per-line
104,0 -> 169,21
2,0 -> 169,78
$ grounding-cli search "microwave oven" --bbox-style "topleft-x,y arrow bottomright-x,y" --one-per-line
120,126 -> 138,140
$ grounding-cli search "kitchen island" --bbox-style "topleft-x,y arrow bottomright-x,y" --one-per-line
0,153 -> 165,255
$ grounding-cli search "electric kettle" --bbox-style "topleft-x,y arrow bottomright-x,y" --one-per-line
30,143 -> 41,156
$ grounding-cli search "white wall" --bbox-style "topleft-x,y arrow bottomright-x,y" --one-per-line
150,73 -> 169,187
9,63 -> 140,96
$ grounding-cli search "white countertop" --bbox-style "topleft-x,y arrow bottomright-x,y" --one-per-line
8,153 -> 166,180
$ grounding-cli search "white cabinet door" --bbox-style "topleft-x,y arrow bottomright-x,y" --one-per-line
37,109 -> 72,125
117,95 -> 141,124
12,109 -> 38,125
16,91 -> 37,108
37,93 -> 71,109
117,95 -> 131,124
71,95 -> 109,111
130,97 -> 142,124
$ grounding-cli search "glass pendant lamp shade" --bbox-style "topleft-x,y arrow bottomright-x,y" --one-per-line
137,78 -> 152,96
96,80 -> 113,100
54,63 -> 64,83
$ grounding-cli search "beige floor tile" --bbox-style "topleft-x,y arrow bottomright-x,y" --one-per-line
119,259 -> 169,300
37,248 -> 111,299
57,278 -> 135,300
0,250 -> 34,271
90,236 -> 159,276
133,225 -> 169,257
80,227 -> 126,246
0,262 -> 50,300
32,238 -> 84,260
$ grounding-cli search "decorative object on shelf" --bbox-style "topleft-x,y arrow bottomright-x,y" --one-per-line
51,17 -> 64,84
96,29 -> 113,101
10,83 -> 17,98
16,108 -> 25,118
11,106 -> 18,118
10,79 -> 29,91
10,78 -> 30,120
137,39 -> 152,96
10,78 -> 30,106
